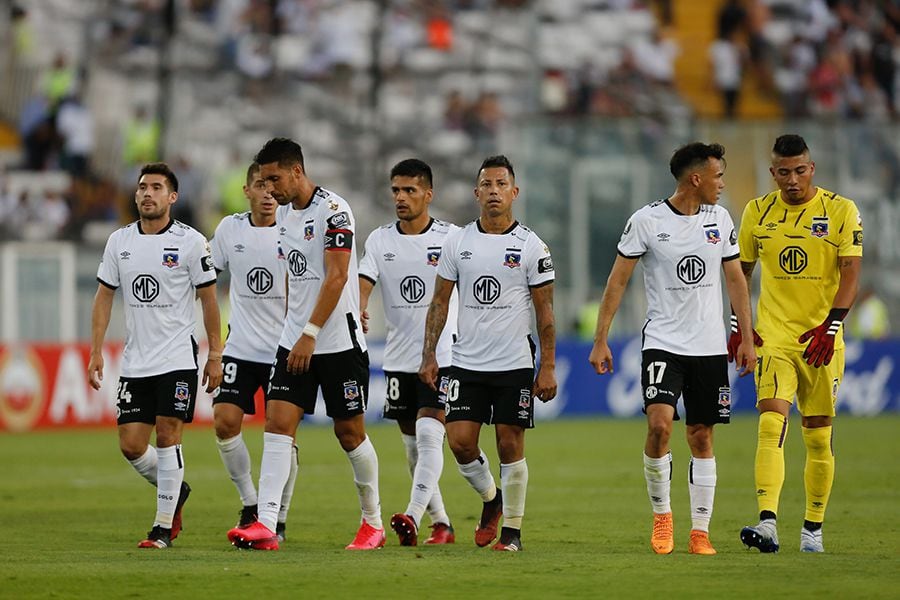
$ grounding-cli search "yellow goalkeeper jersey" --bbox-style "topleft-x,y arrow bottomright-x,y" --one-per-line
738,187 -> 863,351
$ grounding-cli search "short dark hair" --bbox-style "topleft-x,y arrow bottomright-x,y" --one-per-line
477,155 -> 515,180
669,142 -> 726,180
255,137 -> 305,170
391,158 -> 433,188
772,134 -> 809,158
246,162 -> 260,186
139,162 -> 178,193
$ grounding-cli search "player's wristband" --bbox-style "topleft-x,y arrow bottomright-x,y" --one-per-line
302,323 -> 321,340
824,308 -> 849,336
730,313 -> 739,333
207,351 -> 223,362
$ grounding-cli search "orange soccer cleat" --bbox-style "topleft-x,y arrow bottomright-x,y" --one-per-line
651,512 -> 674,554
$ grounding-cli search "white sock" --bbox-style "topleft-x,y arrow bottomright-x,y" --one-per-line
689,456 -> 717,532
643,452 -> 672,514
406,418 -> 448,527
401,433 -> 418,478
346,436 -> 382,529
279,444 -> 299,523
155,445 -> 184,529
216,433 -> 257,506
457,450 -> 497,502
500,458 -> 528,530
128,445 -> 158,486
257,432 -> 293,532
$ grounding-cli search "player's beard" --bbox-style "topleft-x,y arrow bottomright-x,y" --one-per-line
138,203 -> 168,221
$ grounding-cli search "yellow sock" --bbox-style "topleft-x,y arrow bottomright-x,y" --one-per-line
755,411 -> 788,515
802,425 -> 834,523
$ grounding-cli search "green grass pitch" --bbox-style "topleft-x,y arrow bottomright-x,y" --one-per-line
2,415 -> 899,599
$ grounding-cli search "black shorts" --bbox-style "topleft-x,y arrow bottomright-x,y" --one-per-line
382,368 -> 450,421
444,366 -> 535,429
641,349 -> 731,426
116,369 -> 198,425
213,356 -> 273,415
268,345 -> 369,419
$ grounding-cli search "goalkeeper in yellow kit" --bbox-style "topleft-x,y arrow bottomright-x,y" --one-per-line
732,135 -> 862,553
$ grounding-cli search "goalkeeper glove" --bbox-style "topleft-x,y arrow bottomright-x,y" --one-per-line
727,313 -> 763,363
798,308 -> 849,368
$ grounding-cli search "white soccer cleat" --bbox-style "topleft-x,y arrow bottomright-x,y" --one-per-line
800,527 -> 824,553
740,518 -> 780,553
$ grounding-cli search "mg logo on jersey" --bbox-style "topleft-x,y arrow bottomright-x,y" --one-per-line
400,275 -> 426,303
473,275 -> 501,305
287,250 -> 307,277
676,255 -> 706,285
132,274 -> 160,303
779,246 -> 807,274
247,267 -> 274,294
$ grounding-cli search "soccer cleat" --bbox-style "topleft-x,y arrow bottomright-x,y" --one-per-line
276,522 -> 287,543
345,519 -> 386,550
390,513 -> 418,546
800,527 -> 824,553
688,529 -> 717,555
474,489 -> 503,547
424,522 -> 456,545
740,518 -> 780,553
651,512 -> 674,554
138,525 -> 172,549
170,481 -> 191,540
491,526 -> 522,551
227,521 -> 279,550
238,505 -> 258,528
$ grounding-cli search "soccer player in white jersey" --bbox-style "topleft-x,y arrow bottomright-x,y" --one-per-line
88,162 -> 223,549
420,155 -> 557,552
227,138 -> 384,551
588,142 -> 757,555
209,162 -> 297,541
359,159 -> 458,546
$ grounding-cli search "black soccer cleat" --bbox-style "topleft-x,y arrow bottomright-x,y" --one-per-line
491,526 -> 522,552
138,525 -> 172,549
276,522 -> 287,543
171,481 -> 191,540
238,505 -> 258,528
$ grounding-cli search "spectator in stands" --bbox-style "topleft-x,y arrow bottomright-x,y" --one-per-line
41,52 -> 77,111
630,27 -> 679,87
122,105 -> 160,167
18,93 -> 54,170
709,30 -> 746,118
869,20 -> 898,118
56,93 -> 95,178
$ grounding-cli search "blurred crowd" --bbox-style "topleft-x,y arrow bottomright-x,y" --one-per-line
6,0 -> 900,243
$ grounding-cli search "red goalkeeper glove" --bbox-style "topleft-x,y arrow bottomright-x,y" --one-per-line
727,313 -> 763,362
798,308 -> 849,368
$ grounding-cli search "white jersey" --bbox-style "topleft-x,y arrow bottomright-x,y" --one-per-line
437,220 -> 554,371
359,218 -> 459,372
97,219 -> 216,377
276,187 -> 367,354
210,212 -> 286,364
618,199 -> 740,356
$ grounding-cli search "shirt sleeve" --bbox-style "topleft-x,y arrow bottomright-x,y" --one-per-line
96,232 -> 120,289
526,233 -> 555,287
323,200 -> 354,253
436,228 -> 460,282
738,201 -> 758,263
839,200 -> 864,257
209,218 -> 228,271
721,208 -> 740,261
358,230 -> 380,283
616,211 -> 646,258
190,232 -> 217,288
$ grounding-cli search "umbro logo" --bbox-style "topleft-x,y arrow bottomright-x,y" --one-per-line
765,222 -> 778,230
234,244 -> 245,253
384,252 -> 395,261
657,233 -> 670,241
120,251 -> 131,259
460,250 -> 473,260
